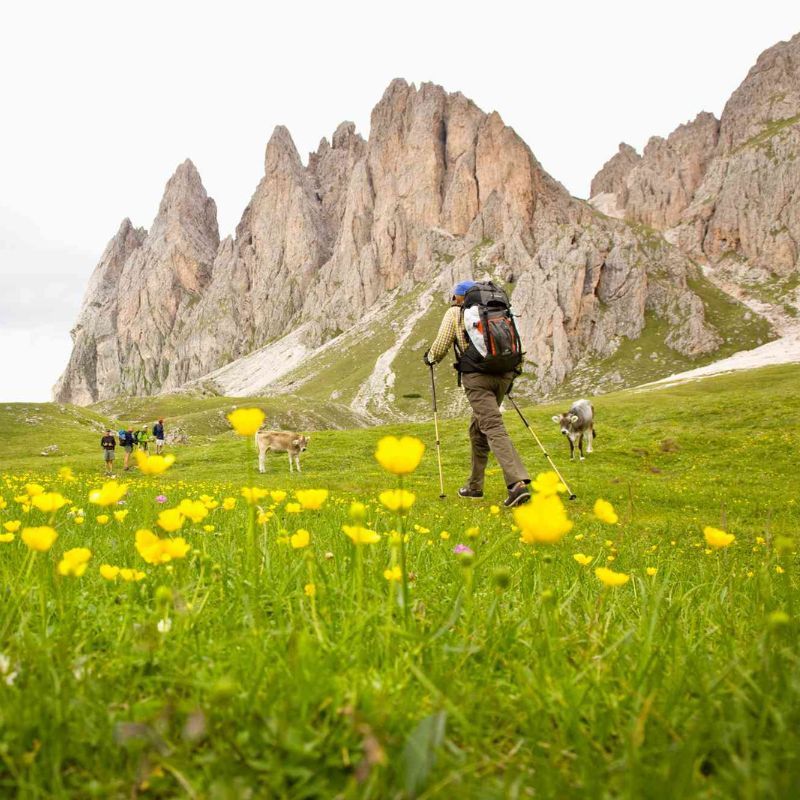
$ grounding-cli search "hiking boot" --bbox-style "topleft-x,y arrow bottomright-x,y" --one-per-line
503,482 -> 531,508
458,487 -> 484,499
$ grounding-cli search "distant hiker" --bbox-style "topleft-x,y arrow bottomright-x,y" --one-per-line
121,427 -> 135,470
424,280 -> 531,508
138,427 -> 150,452
101,429 -> 116,475
153,419 -> 165,454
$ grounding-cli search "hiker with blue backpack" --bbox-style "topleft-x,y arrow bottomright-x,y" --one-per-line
424,280 -> 531,508
118,427 -> 136,471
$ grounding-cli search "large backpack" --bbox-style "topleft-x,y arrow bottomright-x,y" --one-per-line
454,281 -> 523,376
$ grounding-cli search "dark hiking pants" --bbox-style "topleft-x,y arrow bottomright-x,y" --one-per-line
462,372 -> 530,491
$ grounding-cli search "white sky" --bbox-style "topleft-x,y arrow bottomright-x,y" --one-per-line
1,0 -> 798,402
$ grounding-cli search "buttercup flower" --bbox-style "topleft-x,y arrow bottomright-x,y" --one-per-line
31,492 -> 69,514
270,490 -> 287,504
514,494 -> 573,544
89,481 -> 129,507
573,553 -> 593,566
22,526 -> 58,551
384,565 -> 403,582
25,483 -> 45,497
595,567 -> 630,587
290,529 -> 310,549
58,467 -> 76,482
119,568 -> 146,582
157,508 -> 185,533
374,436 -> 425,475
3,521 -> 21,533
342,525 -> 380,545
222,497 -> 236,510
295,490 -> 329,510
135,529 -> 190,565
58,547 -> 92,577
135,451 -> 176,475
531,471 -> 567,496
227,408 -> 265,436
114,510 -> 129,523
646,567 -> 658,576
178,499 -> 209,524
379,489 -> 416,513
304,583 -> 316,597
285,502 -> 301,514
593,499 -> 619,525
704,526 -> 735,549
0,533 -> 15,543
241,487 -> 268,505
100,564 -> 120,581
96,515 -> 109,525
349,501 -> 366,520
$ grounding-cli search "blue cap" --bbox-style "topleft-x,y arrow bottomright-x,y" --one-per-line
453,280 -> 476,297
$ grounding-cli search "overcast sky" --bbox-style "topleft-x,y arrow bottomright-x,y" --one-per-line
1,0 -> 798,402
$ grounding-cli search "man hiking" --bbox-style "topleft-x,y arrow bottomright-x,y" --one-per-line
121,427 -> 135,471
153,419 -> 165,454
101,429 -> 116,475
138,427 -> 150,452
424,280 -> 531,508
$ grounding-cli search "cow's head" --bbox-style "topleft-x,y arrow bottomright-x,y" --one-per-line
552,413 -> 580,436
293,435 -> 310,452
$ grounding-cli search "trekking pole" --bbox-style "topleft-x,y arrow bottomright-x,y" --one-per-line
505,394 -> 577,500
429,364 -> 446,499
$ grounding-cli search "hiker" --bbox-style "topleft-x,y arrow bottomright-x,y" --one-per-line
424,280 -> 531,508
101,429 -> 116,475
153,419 -> 165,454
138,427 -> 150,452
121,427 -> 135,471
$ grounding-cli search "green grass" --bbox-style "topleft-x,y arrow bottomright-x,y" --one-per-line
1,366 -> 799,797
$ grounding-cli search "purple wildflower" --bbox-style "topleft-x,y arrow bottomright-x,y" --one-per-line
155,494 -> 168,504
453,544 -> 474,556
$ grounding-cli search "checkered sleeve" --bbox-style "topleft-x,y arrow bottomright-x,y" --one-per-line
427,307 -> 460,364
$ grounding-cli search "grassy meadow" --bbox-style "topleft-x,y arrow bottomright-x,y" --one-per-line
0,365 -> 799,798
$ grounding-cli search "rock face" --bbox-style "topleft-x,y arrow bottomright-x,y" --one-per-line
57,79 -> 725,405
591,33 -> 800,281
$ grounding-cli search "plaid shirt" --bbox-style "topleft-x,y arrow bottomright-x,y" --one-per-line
428,306 -> 470,364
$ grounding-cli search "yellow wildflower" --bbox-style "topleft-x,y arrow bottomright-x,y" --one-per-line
295,489 -> 329,510
304,582 -> 316,597
646,567 -> 658,576
89,481 -> 128,507
75,517 -> 85,525
227,407 -> 265,436
135,529 -> 190,565
57,466 -> 76,482
157,508 -> 185,533
776,565 -> 785,574
531,471 -> 567,496
134,451 -> 176,475
290,529 -> 310,549
379,489 -> 416,513
573,553 -> 592,566
466,526 -> 480,539
241,486 -> 268,505
514,494 -> 573,544
595,567 -> 630,587
178,499 -> 209,524
222,497 -> 236,510
342,524 -> 381,545
489,505 -> 500,515
270,490 -> 287,504
703,526 -> 735,549
31,492 -> 69,514
285,502 -> 301,514
100,564 -> 119,580
383,565 -> 402,582
0,533 -> 15,543
374,435 -> 425,475
440,531 -> 450,540
203,524 -> 216,533
119,568 -> 146,581
113,510 -> 129,523
25,483 -> 45,497
3,520 -> 21,533
96,515 -> 110,525
349,501 -> 366,520
58,547 -> 92,577
593,499 -> 619,525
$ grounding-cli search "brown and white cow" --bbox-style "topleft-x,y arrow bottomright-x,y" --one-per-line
256,430 -> 310,473
552,399 -> 596,461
